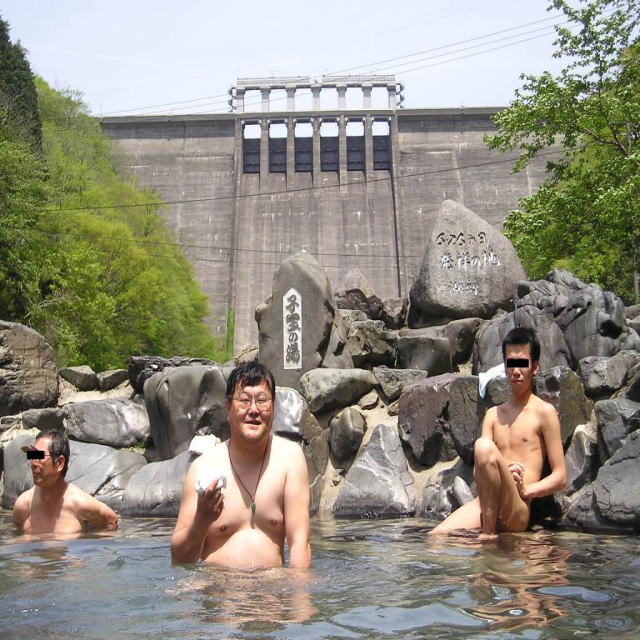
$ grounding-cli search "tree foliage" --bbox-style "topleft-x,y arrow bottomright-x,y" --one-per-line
487,0 -> 640,303
0,16 -> 229,369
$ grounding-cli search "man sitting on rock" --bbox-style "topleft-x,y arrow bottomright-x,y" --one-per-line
430,327 -> 566,538
171,361 -> 311,568
13,429 -> 119,534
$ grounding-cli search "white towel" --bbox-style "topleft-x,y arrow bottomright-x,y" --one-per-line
478,363 -> 506,398
194,469 -> 226,496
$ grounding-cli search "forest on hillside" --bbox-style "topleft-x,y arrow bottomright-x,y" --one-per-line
0,16 -> 228,371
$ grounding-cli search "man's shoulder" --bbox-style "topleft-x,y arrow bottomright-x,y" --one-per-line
529,393 -> 557,415
272,435 -> 304,455
65,482 -> 98,505
14,487 -> 35,509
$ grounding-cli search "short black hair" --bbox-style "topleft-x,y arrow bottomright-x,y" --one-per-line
36,429 -> 70,477
226,361 -> 276,400
501,327 -> 541,363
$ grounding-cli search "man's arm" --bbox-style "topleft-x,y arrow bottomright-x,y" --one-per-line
76,492 -> 119,531
284,444 -> 311,569
12,492 -> 30,531
519,403 -> 567,500
171,460 -> 223,564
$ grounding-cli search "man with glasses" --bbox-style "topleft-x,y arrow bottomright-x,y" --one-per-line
12,429 -> 118,533
430,327 -> 566,538
171,361 -> 311,568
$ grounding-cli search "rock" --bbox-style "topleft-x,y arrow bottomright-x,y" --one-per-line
298,368 -> 376,414
561,484 -> 630,534
273,387 -> 307,441
448,375 -> 481,465
577,350 -> 640,399
442,318 -> 482,365
143,365 -> 229,460
357,389 -> 379,410
335,269 -> 385,321
398,373 -> 457,466
255,252 -> 352,390
409,199 -> 526,321
188,434 -> 221,456
562,423 -> 598,497
21,407 -> 64,431
516,269 -> 640,364
396,332 -> 453,375
625,303 -> 640,320
334,424 -> 416,517
482,376 -> 511,410
421,459 -> 474,520
452,476 -> 475,506
533,367 -> 593,445
344,320 -> 396,368
121,450 -> 193,516
127,355 -> 219,395
300,409 -> 329,515
329,407 -> 366,462
595,396 -> 640,463
59,366 -> 98,391
0,321 -> 58,417
1,434 -> 146,510
594,429 -> 640,526
339,309 -> 368,327
372,367 -> 429,403
63,398 -> 150,448
380,297 -> 408,330
96,369 -> 129,391
472,306 -> 571,374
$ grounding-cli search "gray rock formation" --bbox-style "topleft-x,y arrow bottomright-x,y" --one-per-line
442,317 -> 482,365
144,365 -> 229,460
516,269 -> 640,364
372,367 -> 429,403
472,306 -> 571,374
562,424 -> 598,497
448,375 -> 481,465
595,396 -> 640,463
127,354 -> 219,394
97,369 -> 129,391
396,331 -> 453,375
344,320 -> 396,369
380,297 -> 408,329
21,407 -> 64,431
298,368 -> 376,414
273,387 -> 307,440
334,424 -> 416,517
577,350 -> 640,399
398,373 -> 457,466
300,409 -> 329,515
421,459 -> 474,520
63,398 -> 151,448
409,199 -> 526,321
329,406 -> 366,462
533,367 -> 593,445
334,269 -> 385,321
0,321 -> 58,417
255,252 -> 352,389
59,366 -> 98,391
121,450 -> 192,516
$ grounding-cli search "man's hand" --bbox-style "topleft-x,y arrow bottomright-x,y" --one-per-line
195,477 -> 224,524
508,461 -> 524,485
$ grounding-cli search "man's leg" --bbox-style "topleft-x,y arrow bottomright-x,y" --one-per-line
474,437 -> 529,536
429,497 -> 482,534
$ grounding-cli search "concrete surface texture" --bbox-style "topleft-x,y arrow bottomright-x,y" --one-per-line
101,78 -> 548,350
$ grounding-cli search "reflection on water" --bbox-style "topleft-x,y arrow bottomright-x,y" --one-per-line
0,511 -> 639,639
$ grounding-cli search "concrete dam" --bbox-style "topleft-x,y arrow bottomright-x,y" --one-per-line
100,75 -> 548,350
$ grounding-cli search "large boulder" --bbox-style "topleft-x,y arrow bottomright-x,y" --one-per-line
272,387 -> 307,440
396,330 -> 453,375
577,350 -> 640,399
121,450 -> 192,516
300,409 -> 329,515
533,367 -> 593,445
343,320 -> 396,369
334,269 -> 385,321
334,424 -> 416,518
2,434 -> 146,510
63,398 -> 150,448
397,373 -> 458,466
59,366 -> 97,391
0,321 -> 58,417
372,367 -> 429,403
127,355 -> 219,394
255,252 -> 352,390
448,375 -> 481,465
421,459 -> 475,521
329,406 -> 366,462
97,369 -> 129,391
472,306 -> 571,374
516,269 -> 640,364
21,407 -> 64,431
594,396 -> 640,463
380,297 -> 408,330
298,368 -> 376,414
562,423 -> 598,497
442,318 -> 482,365
409,199 -> 526,322
143,365 -> 229,460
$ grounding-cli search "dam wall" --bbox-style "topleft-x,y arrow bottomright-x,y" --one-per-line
101,99 -> 547,350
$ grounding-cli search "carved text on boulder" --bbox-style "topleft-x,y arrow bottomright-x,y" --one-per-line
283,288 -> 302,370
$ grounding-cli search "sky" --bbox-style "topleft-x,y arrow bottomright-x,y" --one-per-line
1,0 -> 568,117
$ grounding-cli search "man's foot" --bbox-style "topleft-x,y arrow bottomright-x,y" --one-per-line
477,532 -> 499,542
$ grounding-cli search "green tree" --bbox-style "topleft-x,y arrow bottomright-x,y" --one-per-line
487,0 -> 640,303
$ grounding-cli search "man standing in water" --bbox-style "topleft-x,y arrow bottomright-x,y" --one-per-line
13,429 -> 118,533
171,361 -> 311,568
430,327 -> 566,538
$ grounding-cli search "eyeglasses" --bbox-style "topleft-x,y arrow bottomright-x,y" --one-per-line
232,395 -> 273,411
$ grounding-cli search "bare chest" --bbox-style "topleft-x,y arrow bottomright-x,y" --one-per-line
25,501 -> 85,534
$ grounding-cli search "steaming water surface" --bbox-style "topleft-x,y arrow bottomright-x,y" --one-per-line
1,513 -> 639,639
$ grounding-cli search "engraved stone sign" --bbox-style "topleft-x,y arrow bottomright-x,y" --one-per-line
410,200 -> 526,322
283,288 -> 302,369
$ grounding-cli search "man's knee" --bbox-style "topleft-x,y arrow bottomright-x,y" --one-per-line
474,437 -> 498,468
